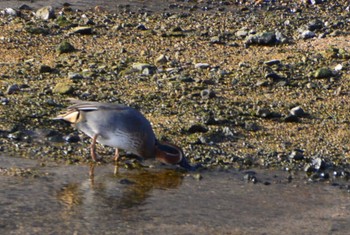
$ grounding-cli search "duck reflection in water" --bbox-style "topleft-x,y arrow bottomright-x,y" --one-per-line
56,167 -> 184,214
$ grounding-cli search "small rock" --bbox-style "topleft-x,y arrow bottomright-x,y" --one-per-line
7,131 -> 22,141
25,27 -> 50,35
245,31 -> 277,46
288,150 -> 304,161
200,89 -> 215,99
264,59 -> 281,66
300,30 -> 316,39
56,41 -> 75,54
265,72 -> 283,82
142,67 -> 155,75
64,134 -> 80,143
53,82 -> 74,94
19,4 -> 32,11
312,157 -> 325,170
36,6 -> 55,20
68,72 -> 84,80
154,54 -> 168,65
284,114 -> 299,123
307,19 -> 324,31
1,98 -> 9,105
136,24 -> 147,30
68,26 -> 93,35
210,36 -> 224,44
192,173 -> 203,180
188,124 -> 208,134
290,106 -> 305,117
195,63 -> 210,69
132,62 -> 156,72
275,30 -> 290,43
1,8 -> 17,16
256,80 -> 268,87
6,84 -> 20,94
314,67 -> 333,78
334,64 -> 342,71
39,65 -> 52,73
120,178 -> 135,185
256,107 -> 271,118
236,28 -> 249,38
244,122 -> 260,132
244,171 -> 257,183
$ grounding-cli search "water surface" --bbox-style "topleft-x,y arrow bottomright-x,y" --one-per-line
0,156 -> 349,234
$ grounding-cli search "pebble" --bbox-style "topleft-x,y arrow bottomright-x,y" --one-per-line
314,67 -> 333,78
265,72 -> 283,82
132,62 -> 156,72
200,89 -> 215,99
334,64 -> 342,71
64,134 -> 80,143
284,114 -> 299,123
244,122 -> 260,132
300,30 -> 316,39
312,157 -> 324,170
53,82 -> 74,94
154,54 -> 168,65
236,28 -> 249,38
68,26 -> 93,35
1,98 -> 9,105
19,4 -> 32,11
256,107 -> 271,118
307,19 -> 324,31
245,31 -> 277,46
1,8 -> 17,16
264,60 -> 281,66
210,36 -> 223,44
288,150 -> 304,161
244,171 -> 257,183
192,173 -> 203,180
39,65 -> 53,73
68,72 -> 84,80
188,124 -> 208,134
6,84 -> 20,94
195,63 -> 210,69
290,106 -> 305,117
36,6 -> 55,20
56,41 -> 75,54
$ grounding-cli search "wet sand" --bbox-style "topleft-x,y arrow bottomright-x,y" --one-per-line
1,156 -> 349,234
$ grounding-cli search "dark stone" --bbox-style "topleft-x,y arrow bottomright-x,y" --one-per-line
64,134 -> 80,143
188,124 -> 208,134
290,106 -> 305,117
201,89 -> 215,99
265,72 -> 283,82
288,150 -> 304,161
284,115 -> 299,123
56,41 -> 75,54
39,65 -> 53,73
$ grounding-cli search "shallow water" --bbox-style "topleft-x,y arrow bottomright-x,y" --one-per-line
0,0 -> 182,12
1,156 -> 350,234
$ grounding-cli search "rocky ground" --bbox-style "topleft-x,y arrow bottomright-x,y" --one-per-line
0,0 -> 349,182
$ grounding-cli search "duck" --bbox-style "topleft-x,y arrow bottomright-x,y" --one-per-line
54,99 -> 193,169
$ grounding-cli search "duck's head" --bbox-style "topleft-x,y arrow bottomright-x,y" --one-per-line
155,141 -> 195,170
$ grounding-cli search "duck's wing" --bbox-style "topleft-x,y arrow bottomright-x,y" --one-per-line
54,99 -> 128,123
66,99 -> 128,112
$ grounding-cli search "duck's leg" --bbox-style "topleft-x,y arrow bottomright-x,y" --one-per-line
114,148 -> 120,162
113,148 -> 120,175
89,162 -> 95,179
90,134 -> 98,161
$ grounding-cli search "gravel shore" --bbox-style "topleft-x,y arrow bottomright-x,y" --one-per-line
0,0 -> 349,181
